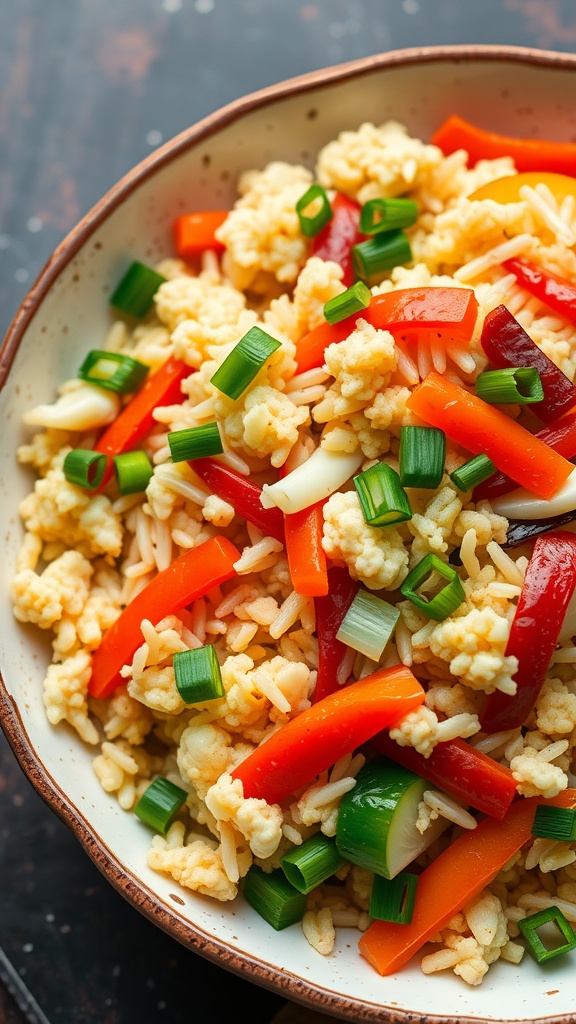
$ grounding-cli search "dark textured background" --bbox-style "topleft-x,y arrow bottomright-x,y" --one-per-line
2,2 -> 576,1022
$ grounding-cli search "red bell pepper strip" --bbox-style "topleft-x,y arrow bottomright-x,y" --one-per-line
313,566 -> 359,702
173,210 -> 228,259
191,458 -> 285,543
481,304 -> 576,424
480,530 -> 576,733
371,732 -> 516,820
431,113 -> 576,174
89,535 -> 240,699
231,665 -> 425,805
284,501 -> 329,597
504,256 -> 576,325
311,192 -> 363,286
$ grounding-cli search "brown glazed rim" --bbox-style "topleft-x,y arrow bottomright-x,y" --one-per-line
3,44 -> 576,1024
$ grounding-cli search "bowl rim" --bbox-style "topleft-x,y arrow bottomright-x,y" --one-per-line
3,42 -> 576,1024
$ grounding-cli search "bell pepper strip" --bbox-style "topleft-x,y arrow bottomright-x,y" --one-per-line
481,304 -> 576,424
358,788 -> 576,977
172,211 -> 228,258
480,531 -> 576,733
313,566 -> 359,703
370,732 -> 516,820
231,665 -> 425,805
89,535 -> 240,700
469,170 -> 576,205
431,114 -> 576,174
504,256 -> 576,327
406,372 -> 574,500
295,319 -> 354,375
284,501 -> 329,597
311,192 -> 363,287
191,458 -> 285,543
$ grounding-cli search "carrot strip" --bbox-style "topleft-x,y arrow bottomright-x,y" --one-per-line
431,114 -> 576,174
284,501 -> 329,597
173,210 -> 228,258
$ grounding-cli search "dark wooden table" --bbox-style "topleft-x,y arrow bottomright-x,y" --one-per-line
2,3 -> 576,1022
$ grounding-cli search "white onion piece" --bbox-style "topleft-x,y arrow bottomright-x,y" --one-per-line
490,467 -> 576,520
261,446 -> 364,514
23,383 -> 120,430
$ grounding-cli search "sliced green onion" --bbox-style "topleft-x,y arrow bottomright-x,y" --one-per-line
134,776 -> 187,834
518,906 -> 576,964
323,281 -> 372,325
352,230 -> 412,285
336,589 -> 400,661
210,326 -> 281,401
532,805 -> 576,842
110,260 -> 167,318
173,645 -> 224,704
399,426 -> 446,489
369,871 -> 418,924
63,448 -> 107,489
400,553 -> 465,622
359,198 -> 419,235
168,422 -> 223,462
450,454 -> 496,492
243,865 -> 307,930
77,350 -> 149,394
354,462 -> 412,527
475,367 -> 544,405
281,834 -> 345,894
296,184 -> 333,237
113,451 -> 153,495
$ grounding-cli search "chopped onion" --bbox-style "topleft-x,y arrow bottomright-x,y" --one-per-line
23,382 -> 120,430
261,446 -> 364,514
491,467 -> 576,520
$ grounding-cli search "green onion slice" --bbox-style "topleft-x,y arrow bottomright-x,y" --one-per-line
63,448 -> 107,489
77,350 -> 149,394
323,281 -> 372,325
475,367 -> 544,405
400,553 -> 465,622
532,805 -> 576,842
351,230 -> 412,285
369,871 -> 418,924
210,326 -> 282,401
281,834 -> 345,894
518,906 -> 576,963
359,198 -> 419,235
243,865 -> 307,930
336,589 -> 400,661
173,645 -> 224,705
113,451 -> 153,495
168,422 -> 223,463
134,776 -> 188,834
450,454 -> 496,492
110,260 -> 167,319
354,462 -> 412,527
399,426 -> 446,489
296,184 -> 333,237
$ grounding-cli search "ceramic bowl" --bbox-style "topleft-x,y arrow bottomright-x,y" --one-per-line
2,45 -> 576,1024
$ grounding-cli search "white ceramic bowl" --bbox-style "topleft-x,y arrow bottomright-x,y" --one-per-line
2,45 -> 576,1024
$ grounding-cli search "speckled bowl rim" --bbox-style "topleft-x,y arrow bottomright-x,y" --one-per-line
3,43 -> 576,1024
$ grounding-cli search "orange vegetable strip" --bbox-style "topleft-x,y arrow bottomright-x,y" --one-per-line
89,535 -> 240,700
284,501 -> 329,597
359,788 -> 576,977
231,665 -> 425,805
172,210 -> 228,258
431,114 -> 576,174
407,371 -> 573,500
295,319 -> 353,374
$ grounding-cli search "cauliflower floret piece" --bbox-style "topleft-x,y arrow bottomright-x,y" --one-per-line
288,255 -> 346,334
202,494 -> 235,527
427,607 -> 518,695
413,195 -> 533,275
177,722 -> 249,799
535,677 -> 576,737
218,384 -> 309,468
127,665 -> 185,715
510,746 -> 568,798
389,705 -> 480,758
313,320 -> 397,422
322,490 -> 408,591
365,385 -> 412,432
205,773 -> 283,859
217,653 -> 313,737
18,428 -> 79,474
425,680 -> 482,718
12,549 -> 92,629
148,822 -> 237,901
154,271 -> 249,335
408,485 -> 463,559
43,649 -> 99,745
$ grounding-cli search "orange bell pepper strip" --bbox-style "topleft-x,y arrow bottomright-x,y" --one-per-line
89,535 -> 240,700
172,210 -> 228,258
431,114 -> 576,174
407,371 -> 574,500
469,170 -> 576,204
231,665 -> 425,805
284,501 -> 329,597
359,788 -> 576,977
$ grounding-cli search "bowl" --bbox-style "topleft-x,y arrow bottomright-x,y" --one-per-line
2,44 -> 576,1024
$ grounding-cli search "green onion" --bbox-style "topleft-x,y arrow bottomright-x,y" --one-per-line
77,350 -> 149,394
110,260 -> 166,318
399,426 -> 446,489
400,553 -> 465,621
173,645 -> 224,704
336,589 -> 400,661
63,448 -> 107,489
210,326 -> 281,401
243,865 -> 307,930
518,906 -> 576,964
134,776 -> 188,834
369,871 -> 418,924
281,834 -> 345,894
323,281 -> 372,325
532,805 -> 576,842
450,454 -> 496,492
354,462 -> 412,527
113,451 -> 153,495
296,184 -> 333,237
475,367 -> 544,405
351,230 -> 412,285
168,422 -> 223,462
359,198 -> 419,235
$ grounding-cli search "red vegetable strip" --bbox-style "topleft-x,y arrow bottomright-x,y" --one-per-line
231,665 -> 424,805
473,409 -> 576,502
311,192 -> 363,286
359,789 -> 576,977
504,256 -> 576,325
192,458 -> 285,543
173,211 -> 228,258
431,113 -> 576,174
284,501 -> 329,597
480,531 -> 576,733
295,319 -> 354,374
313,566 -> 359,703
89,535 -> 240,700
406,371 -> 574,500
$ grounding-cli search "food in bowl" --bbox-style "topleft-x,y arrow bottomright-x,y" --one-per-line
10,107 -> 576,993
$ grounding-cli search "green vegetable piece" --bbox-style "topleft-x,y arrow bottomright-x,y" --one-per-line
281,834 -> 345,894
400,553 -> 465,621
336,588 -> 399,662
77,350 -> 149,394
110,260 -> 167,318
369,870 -> 419,924
475,366 -> 544,405
63,448 -> 107,489
518,906 -> 576,964
296,184 -> 333,237
359,197 -> 419,234
210,326 -> 281,401
399,425 -> 446,489
113,451 -> 153,495
168,422 -> 223,462
354,462 -> 412,527
134,776 -> 187,834
173,645 -> 224,705
351,230 -> 412,285
243,865 -> 307,930
323,281 -> 372,325
532,805 -> 576,842
450,453 -> 496,492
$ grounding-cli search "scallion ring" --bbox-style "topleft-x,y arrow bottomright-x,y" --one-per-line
281,834 -> 345,894
323,281 -> 372,325
351,230 -> 412,285
168,422 -> 223,463
243,865 -> 307,930
399,425 -> 446,489
295,184 -> 333,237
113,451 -> 153,495
110,260 -> 167,319
134,776 -> 188,834
531,805 -> 576,842
173,645 -> 224,705
518,906 -> 576,964
63,448 -> 107,489
359,197 -> 419,234
77,350 -> 149,394
210,326 -> 281,401
354,462 -> 412,527
475,367 -> 544,405
369,871 -> 418,924
450,454 -> 496,492
400,553 -> 465,621
336,589 -> 400,661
